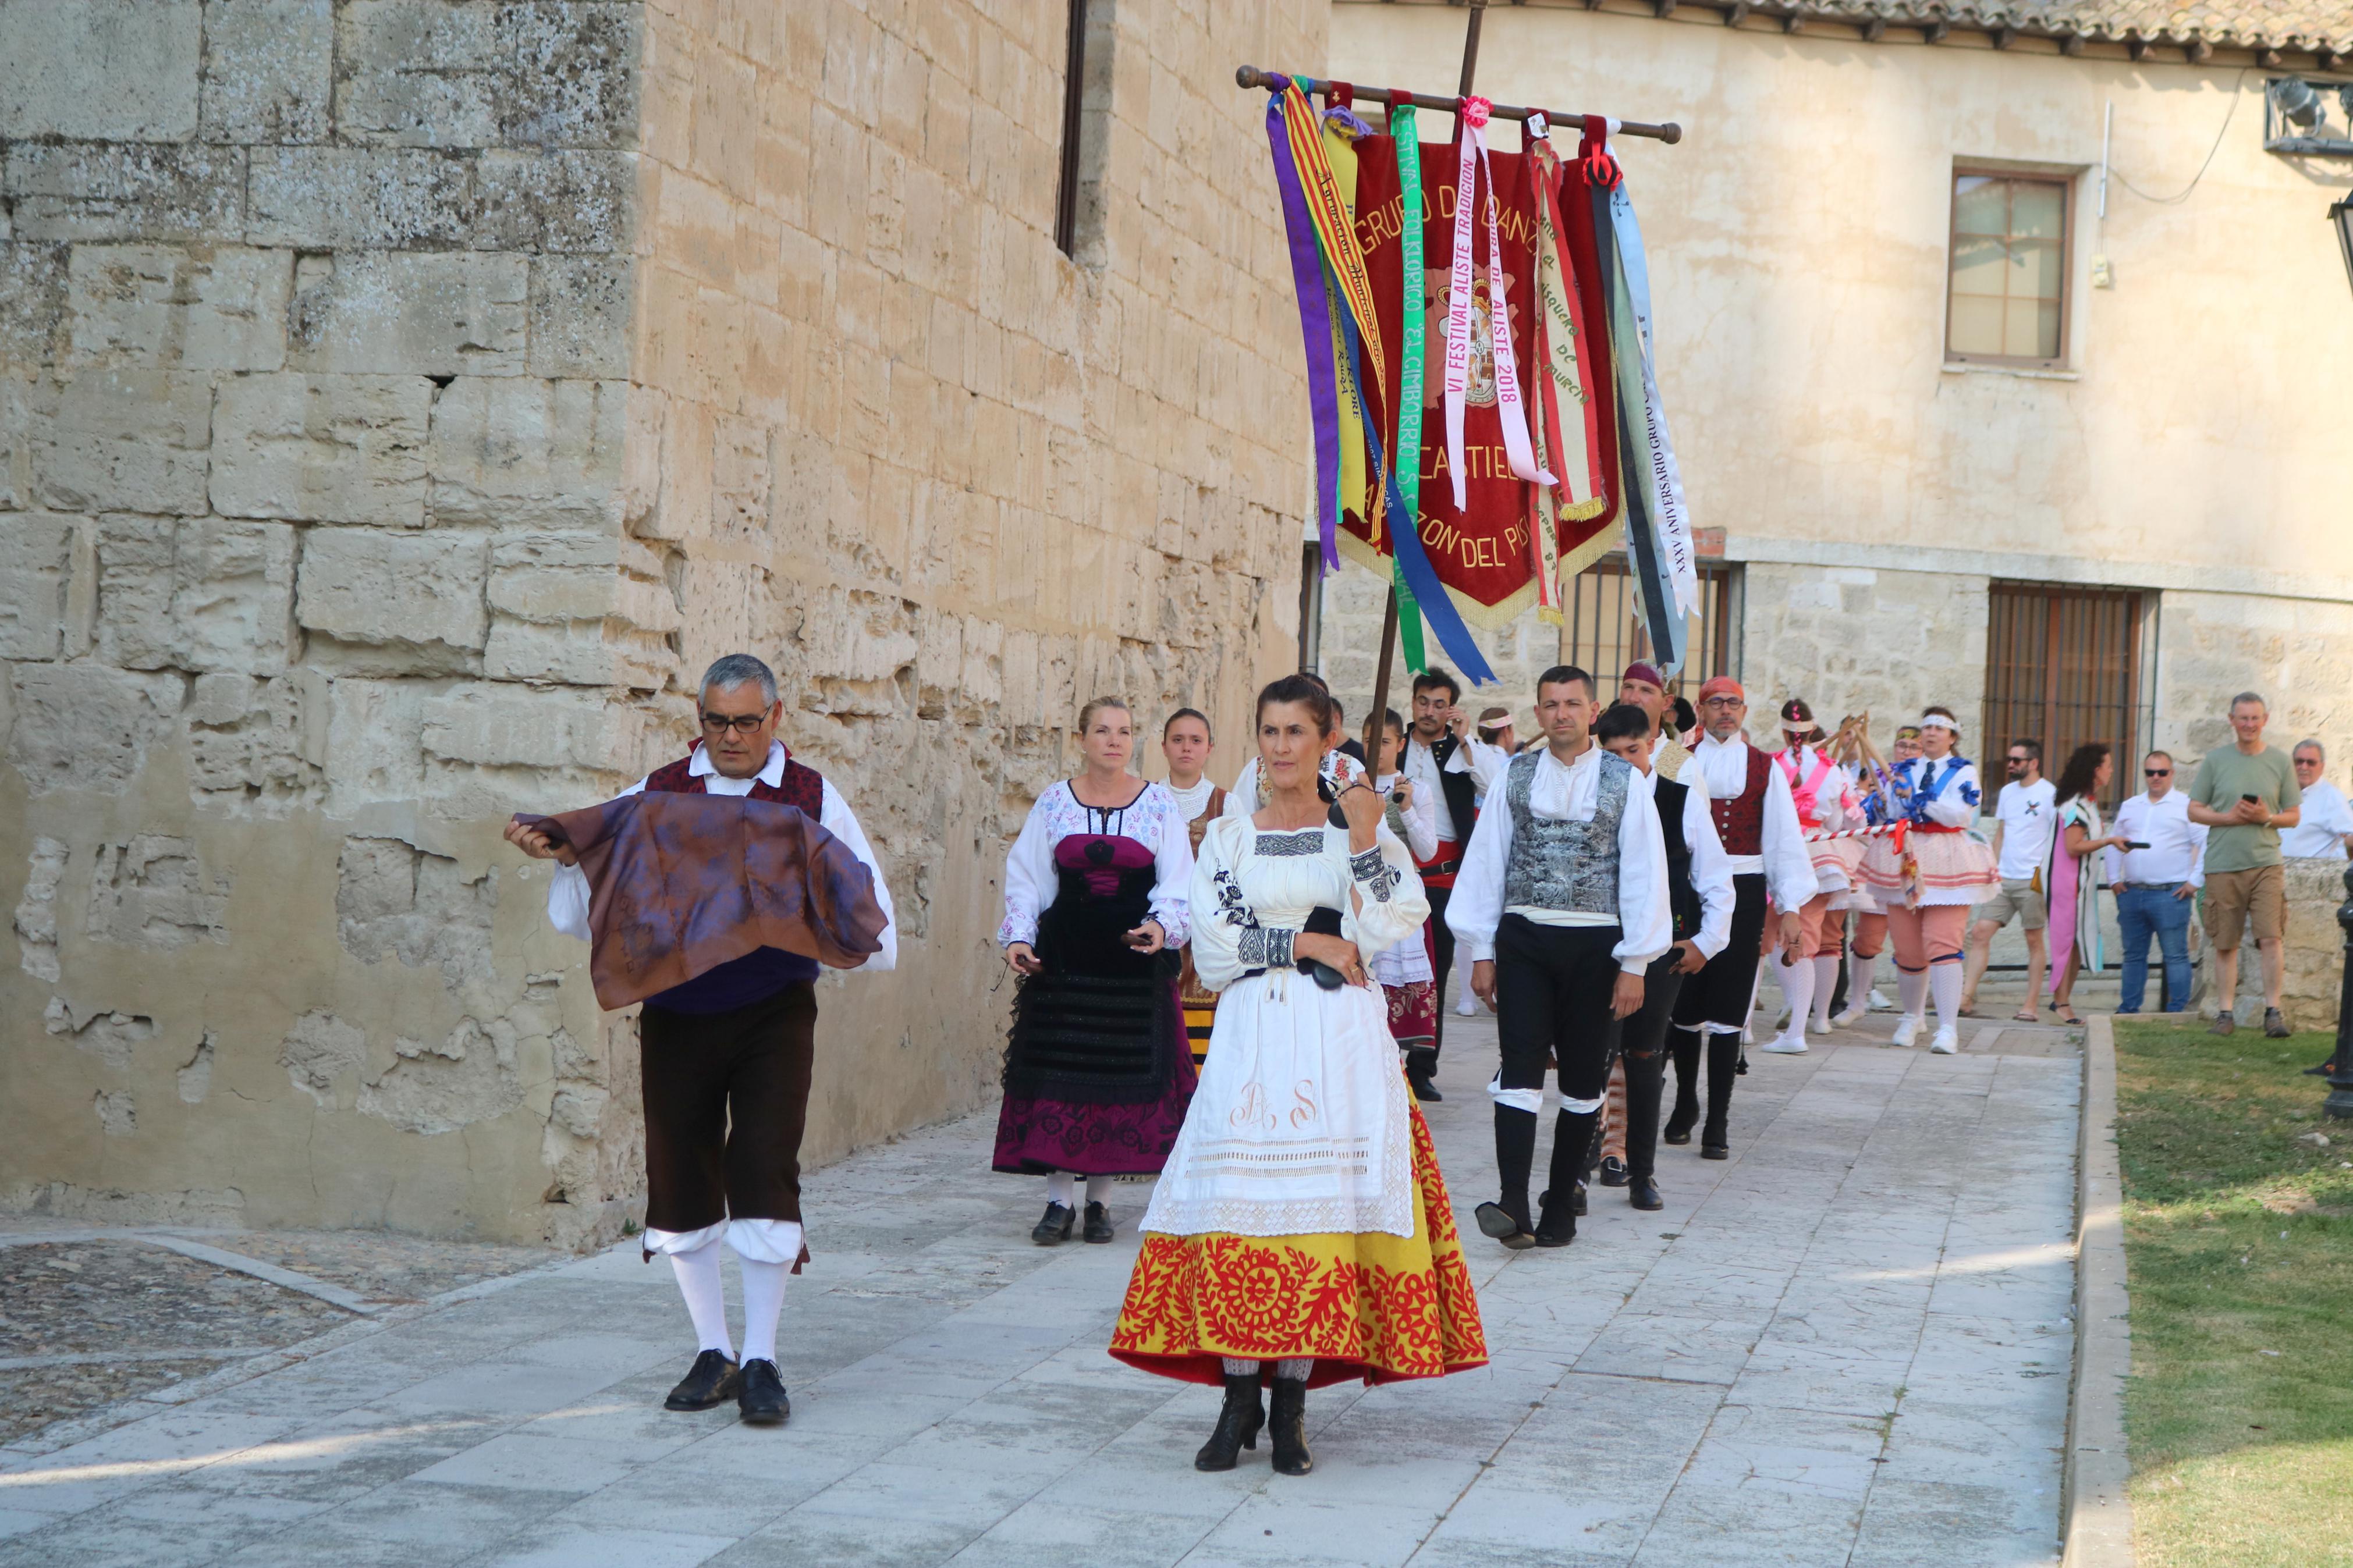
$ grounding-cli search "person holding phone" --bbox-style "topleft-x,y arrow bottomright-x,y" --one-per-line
2104,750 -> 2206,1014
2185,692 -> 2302,1037
996,698 -> 1197,1245
1112,675 -> 1484,1479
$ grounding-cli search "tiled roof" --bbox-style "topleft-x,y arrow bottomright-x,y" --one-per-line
1749,0 -> 2353,55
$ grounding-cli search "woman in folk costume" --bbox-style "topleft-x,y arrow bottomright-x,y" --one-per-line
1832,722 -> 1922,1024
1224,671 -> 1371,819
998,698 -> 1196,1246
1162,708 -> 1227,1070
1857,706 -> 1999,1054
1111,676 -> 1487,1478
2045,742 -> 2128,1026
1372,707 -> 1442,1061
1759,699 -> 1868,1054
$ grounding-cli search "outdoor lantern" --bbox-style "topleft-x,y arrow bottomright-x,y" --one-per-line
2335,189 -> 2353,302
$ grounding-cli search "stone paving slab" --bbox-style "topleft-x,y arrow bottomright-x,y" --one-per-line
0,1008 -> 2082,1567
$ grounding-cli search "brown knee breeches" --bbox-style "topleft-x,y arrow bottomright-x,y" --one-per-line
639,983 -> 817,1234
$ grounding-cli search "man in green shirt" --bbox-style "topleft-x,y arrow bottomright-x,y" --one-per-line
2185,691 -> 2302,1037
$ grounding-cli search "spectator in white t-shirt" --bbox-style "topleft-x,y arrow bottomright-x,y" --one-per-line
2282,739 -> 2353,859
1961,738 -> 2057,1020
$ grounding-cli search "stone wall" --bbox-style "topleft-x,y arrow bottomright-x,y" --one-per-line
1734,560 -> 1992,752
0,0 -> 1321,1246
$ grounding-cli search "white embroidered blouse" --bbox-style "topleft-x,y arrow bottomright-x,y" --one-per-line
995,779 -> 1194,949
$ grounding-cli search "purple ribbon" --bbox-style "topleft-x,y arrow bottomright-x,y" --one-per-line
1266,88 -> 1341,572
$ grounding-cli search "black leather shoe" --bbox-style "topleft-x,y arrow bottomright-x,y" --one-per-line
1269,1376 -> 1314,1476
1031,1202 -> 1075,1244
1629,1175 -> 1663,1211
1663,1102 -> 1697,1146
1194,1372 -> 1265,1471
1571,1182 -> 1589,1217
1474,1201 -> 1538,1250
1701,1121 -> 1730,1161
1406,1048 -> 1444,1102
662,1348 -> 740,1411
1598,1155 -> 1629,1188
1082,1201 -> 1115,1243
1532,1192 -> 1578,1248
736,1358 -> 789,1425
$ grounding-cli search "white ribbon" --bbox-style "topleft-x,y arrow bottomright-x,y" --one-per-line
1607,179 -> 1698,620
1444,97 -> 1553,510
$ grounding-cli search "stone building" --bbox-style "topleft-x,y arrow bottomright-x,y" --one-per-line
1323,0 -> 2353,782
0,1 -> 1321,1245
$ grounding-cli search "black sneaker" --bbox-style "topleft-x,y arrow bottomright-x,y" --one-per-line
736,1358 -> 789,1426
662,1348 -> 740,1411
1082,1201 -> 1115,1243
1031,1202 -> 1075,1244
1598,1155 -> 1630,1188
2264,1007 -> 2291,1039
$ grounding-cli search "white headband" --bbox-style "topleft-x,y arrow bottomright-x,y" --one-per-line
1917,713 -> 1955,734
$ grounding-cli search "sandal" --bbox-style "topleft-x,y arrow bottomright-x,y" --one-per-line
2054,1008 -> 2083,1026
2011,1008 -> 2040,1023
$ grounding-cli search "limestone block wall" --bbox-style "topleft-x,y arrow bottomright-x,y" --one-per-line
1734,561 -> 1992,753
1319,565 -> 1563,745
613,0 -> 1319,1170
0,0 -> 1322,1246
2150,591 -> 2353,782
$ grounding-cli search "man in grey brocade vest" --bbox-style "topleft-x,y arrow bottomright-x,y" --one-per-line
1447,666 -> 1672,1251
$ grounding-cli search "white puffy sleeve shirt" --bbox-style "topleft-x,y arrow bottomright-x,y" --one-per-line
1664,765 -> 1737,961
1188,815 -> 1429,993
545,740 -> 898,972
1445,746 -> 1673,976
1375,771 -> 1440,862
1694,734 -> 1819,912
996,780 -> 1194,950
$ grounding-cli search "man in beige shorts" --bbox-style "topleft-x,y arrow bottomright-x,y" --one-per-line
1961,739 -> 2054,1020
2186,692 -> 2301,1037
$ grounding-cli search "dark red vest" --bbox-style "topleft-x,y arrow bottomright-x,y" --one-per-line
1711,744 -> 1774,856
644,745 -> 824,816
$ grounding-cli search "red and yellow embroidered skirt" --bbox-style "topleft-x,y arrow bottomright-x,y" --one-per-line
1108,1104 -> 1488,1391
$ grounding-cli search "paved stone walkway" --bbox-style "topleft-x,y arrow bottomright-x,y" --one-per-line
0,1008 -> 2081,1567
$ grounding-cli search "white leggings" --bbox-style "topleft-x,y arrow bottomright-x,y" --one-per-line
1224,1357 -> 1314,1379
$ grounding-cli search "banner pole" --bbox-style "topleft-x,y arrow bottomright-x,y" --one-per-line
1364,0 -> 1488,756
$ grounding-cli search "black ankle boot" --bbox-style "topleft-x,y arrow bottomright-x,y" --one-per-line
1405,1047 -> 1443,1102
1663,1100 -> 1697,1144
1701,1115 -> 1730,1160
1194,1373 -> 1265,1471
1268,1375 -> 1313,1476
1533,1189 -> 1578,1247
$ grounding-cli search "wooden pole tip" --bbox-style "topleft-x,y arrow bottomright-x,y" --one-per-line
1236,65 -> 1255,88
1660,122 -> 1684,144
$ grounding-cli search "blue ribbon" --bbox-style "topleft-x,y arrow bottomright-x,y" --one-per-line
1336,299 -> 1495,686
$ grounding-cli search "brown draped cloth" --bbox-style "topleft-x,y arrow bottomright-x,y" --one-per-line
513,792 -> 887,1012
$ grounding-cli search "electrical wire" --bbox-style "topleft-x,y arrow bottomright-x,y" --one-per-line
2110,67 -> 2252,205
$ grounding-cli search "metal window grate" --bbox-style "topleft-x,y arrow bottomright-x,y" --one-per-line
1562,555 -> 1740,692
1983,581 -> 2145,811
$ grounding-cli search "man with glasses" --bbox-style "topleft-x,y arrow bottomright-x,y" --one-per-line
1663,677 -> 1815,1160
1960,739 -> 2056,1021
2103,751 -> 2205,1015
505,653 -> 897,1428
2281,740 -> 2353,860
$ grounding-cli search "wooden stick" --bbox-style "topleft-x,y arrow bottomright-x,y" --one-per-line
1234,65 -> 1684,145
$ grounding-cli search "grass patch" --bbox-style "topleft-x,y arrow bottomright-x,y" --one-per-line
2113,1016 -> 2353,1566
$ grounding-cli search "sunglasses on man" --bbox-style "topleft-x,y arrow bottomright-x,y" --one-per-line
2144,767 -> 2170,777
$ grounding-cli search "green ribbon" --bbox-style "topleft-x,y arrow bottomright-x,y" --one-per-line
1389,105 -> 1428,674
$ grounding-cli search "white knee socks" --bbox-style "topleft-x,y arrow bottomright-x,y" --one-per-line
1897,966 -> 1929,1021
1811,954 -> 1840,1029
1046,1172 -> 1074,1207
737,1256 -> 790,1366
1846,952 -> 1878,1012
1775,954 -> 1813,1039
1084,1174 -> 1111,1206
1929,962 -> 1963,1034
669,1238 -> 733,1359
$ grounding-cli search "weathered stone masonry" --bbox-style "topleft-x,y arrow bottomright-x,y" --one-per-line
0,0 -> 1322,1246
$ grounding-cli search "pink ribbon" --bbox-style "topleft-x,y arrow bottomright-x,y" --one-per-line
1442,97 -> 1553,509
